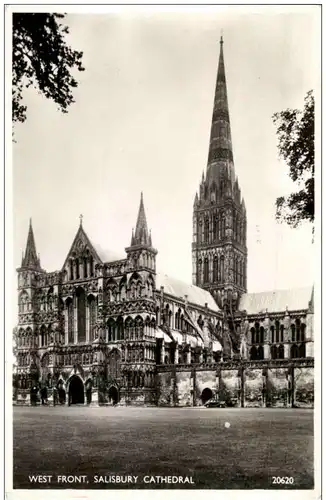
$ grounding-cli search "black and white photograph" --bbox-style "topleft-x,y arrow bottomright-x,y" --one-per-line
5,4 -> 321,495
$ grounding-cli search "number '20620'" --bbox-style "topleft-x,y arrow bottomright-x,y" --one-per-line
272,476 -> 294,485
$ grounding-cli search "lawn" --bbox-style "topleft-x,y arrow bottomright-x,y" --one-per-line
12,406 -> 314,489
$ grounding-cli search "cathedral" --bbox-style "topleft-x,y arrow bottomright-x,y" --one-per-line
13,38 -> 314,408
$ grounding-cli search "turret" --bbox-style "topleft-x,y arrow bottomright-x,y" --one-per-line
125,193 -> 157,272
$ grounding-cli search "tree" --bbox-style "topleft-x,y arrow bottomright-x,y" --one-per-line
272,90 -> 314,228
12,13 -> 84,124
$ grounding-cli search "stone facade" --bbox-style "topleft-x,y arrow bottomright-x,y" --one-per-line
13,38 -> 314,408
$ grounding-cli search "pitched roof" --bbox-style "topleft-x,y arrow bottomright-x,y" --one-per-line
156,272 -> 220,312
239,286 -> 313,315
92,243 -> 126,263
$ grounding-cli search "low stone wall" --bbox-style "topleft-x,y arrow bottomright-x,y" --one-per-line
156,359 -> 314,408
294,367 -> 314,408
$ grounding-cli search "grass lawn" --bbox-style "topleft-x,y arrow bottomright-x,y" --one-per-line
12,406 -> 314,489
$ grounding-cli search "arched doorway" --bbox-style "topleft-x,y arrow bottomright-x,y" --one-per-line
201,387 -> 213,405
108,386 -> 119,405
69,376 -> 84,405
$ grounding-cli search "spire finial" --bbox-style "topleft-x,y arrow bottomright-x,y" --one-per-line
220,29 -> 224,45
79,214 -> 83,226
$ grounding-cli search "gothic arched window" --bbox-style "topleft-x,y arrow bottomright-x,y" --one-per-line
76,288 -> 86,343
257,345 -> 264,360
213,217 -> 218,241
254,322 -> 260,344
204,258 -> 209,283
237,219 -> 241,243
280,324 -> 284,343
117,316 -> 124,340
234,258 -> 238,285
75,258 -> 80,279
88,295 -> 97,341
40,325 -> 47,347
291,344 -> 299,359
220,256 -> 225,282
300,323 -> 306,342
19,291 -> 29,313
180,314 -> 185,332
299,343 -> 306,358
67,298 -> 74,344
135,316 -> 144,339
275,320 -> 280,343
240,222 -> 244,245
69,260 -> 73,280
198,219 -> 202,244
89,256 -> 94,277
295,319 -> 301,342
204,218 -> 209,243
270,325 -> 275,344
107,318 -> 116,342
125,317 -> 134,340
240,260 -> 244,286
213,256 -> 218,282
222,216 -> 226,238
197,259 -> 202,284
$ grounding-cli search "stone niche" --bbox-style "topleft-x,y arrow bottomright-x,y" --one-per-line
244,368 -> 263,408
176,371 -> 192,407
267,368 -> 288,408
220,369 -> 240,407
294,367 -> 314,408
157,372 -> 174,406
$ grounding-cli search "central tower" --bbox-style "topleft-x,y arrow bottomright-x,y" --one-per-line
192,37 -> 247,311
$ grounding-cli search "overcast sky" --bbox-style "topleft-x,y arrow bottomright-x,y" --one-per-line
12,6 -> 320,305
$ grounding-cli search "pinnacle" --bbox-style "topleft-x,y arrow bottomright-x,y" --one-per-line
133,193 -> 151,247
21,219 -> 41,269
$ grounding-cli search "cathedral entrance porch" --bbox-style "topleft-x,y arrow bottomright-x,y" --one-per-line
68,376 -> 85,405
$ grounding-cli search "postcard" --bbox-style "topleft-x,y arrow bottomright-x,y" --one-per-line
5,4 -> 321,500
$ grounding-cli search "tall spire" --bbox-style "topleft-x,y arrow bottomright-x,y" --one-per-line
21,219 -> 41,269
192,36 -> 247,298
206,36 -> 234,184
132,192 -> 151,246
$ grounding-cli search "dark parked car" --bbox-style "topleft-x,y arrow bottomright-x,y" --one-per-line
205,399 -> 226,408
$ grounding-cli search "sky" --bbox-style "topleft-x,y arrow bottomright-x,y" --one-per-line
12,6 -> 320,312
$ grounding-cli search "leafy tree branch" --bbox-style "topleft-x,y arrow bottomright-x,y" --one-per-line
12,13 -> 85,124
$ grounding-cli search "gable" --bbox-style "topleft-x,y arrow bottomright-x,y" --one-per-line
62,225 -> 103,270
